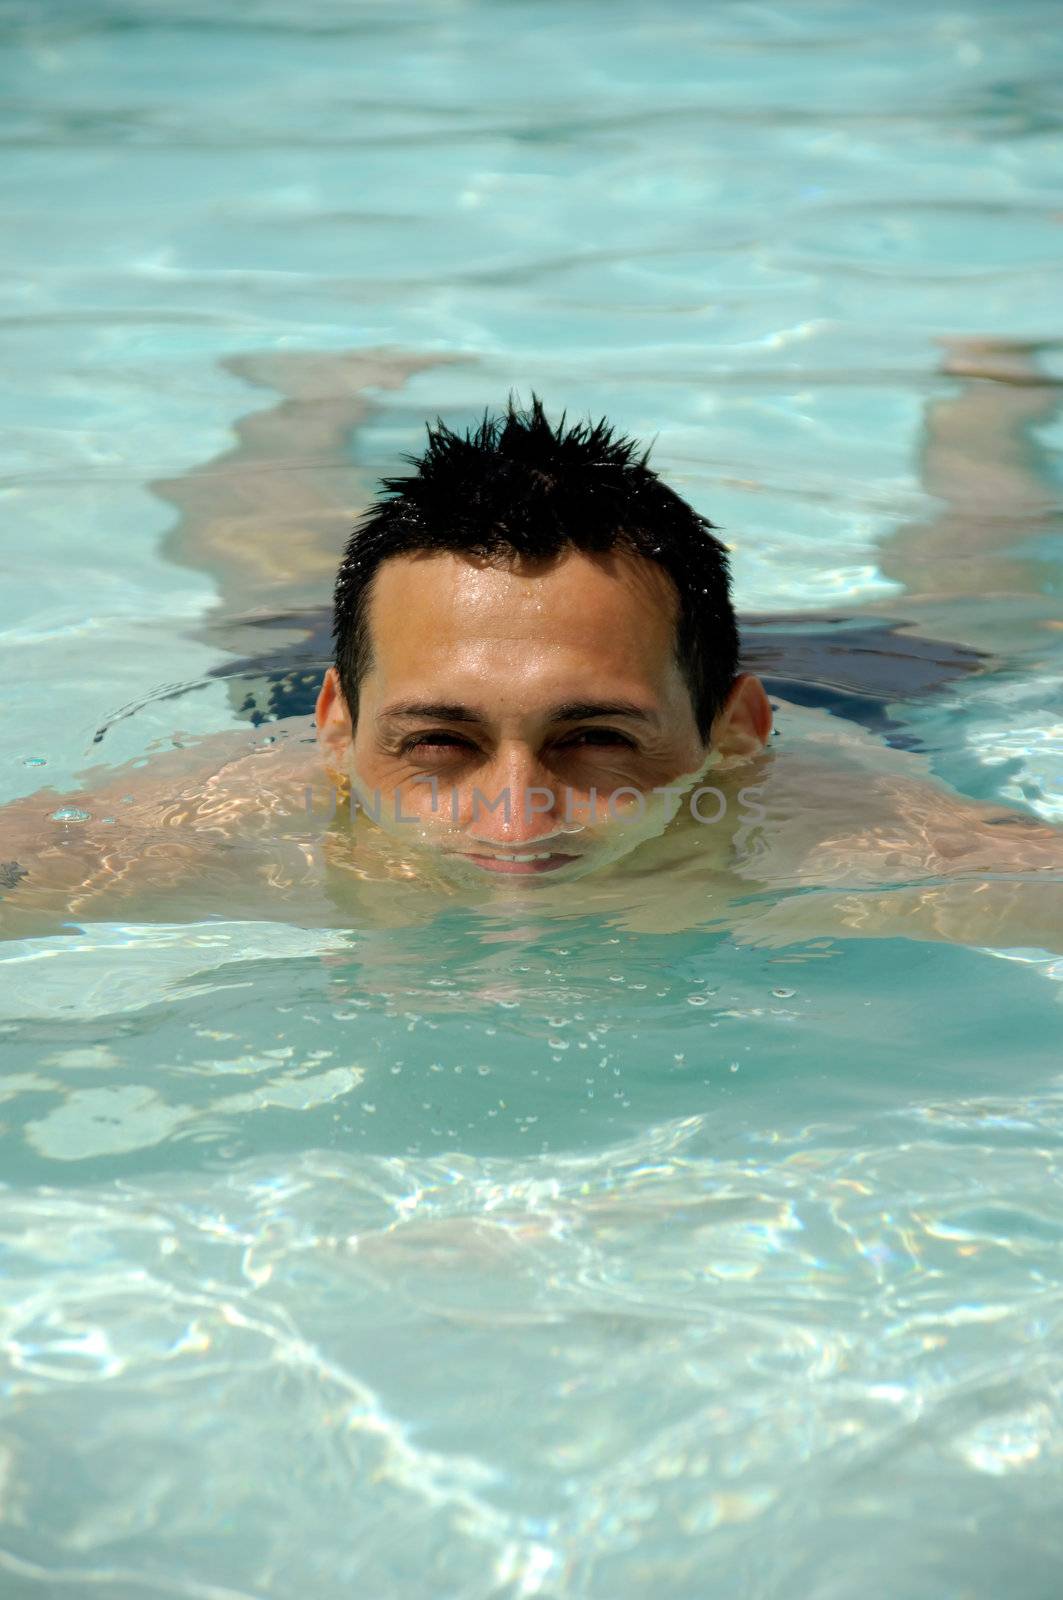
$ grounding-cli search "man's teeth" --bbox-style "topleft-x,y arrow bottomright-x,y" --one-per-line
481,851 -> 556,862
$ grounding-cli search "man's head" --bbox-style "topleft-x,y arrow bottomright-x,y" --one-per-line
317,398 -> 771,877
333,397 -> 738,736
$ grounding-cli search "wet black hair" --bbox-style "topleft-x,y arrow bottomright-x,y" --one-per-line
332,395 -> 738,738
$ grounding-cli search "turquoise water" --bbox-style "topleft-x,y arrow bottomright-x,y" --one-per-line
3,1 -> 1063,1595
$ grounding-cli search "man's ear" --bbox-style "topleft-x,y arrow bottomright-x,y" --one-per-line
315,666 -> 354,770
710,673 -> 773,759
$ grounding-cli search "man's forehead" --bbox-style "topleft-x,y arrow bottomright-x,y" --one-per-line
366,546 -> 679,639
349,547 -> 704,741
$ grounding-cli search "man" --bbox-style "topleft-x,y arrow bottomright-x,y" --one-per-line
1,379 -> 1060,947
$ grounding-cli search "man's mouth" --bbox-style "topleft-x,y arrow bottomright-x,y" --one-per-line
458,849 -> 582,875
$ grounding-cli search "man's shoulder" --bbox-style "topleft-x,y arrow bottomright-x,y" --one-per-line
0,725 -> 325,937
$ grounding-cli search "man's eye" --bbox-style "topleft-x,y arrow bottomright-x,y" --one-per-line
401,733 -> 476,755
558,729 -> 635,749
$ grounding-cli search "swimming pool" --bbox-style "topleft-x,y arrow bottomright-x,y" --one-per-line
2,1 -> 1063,1594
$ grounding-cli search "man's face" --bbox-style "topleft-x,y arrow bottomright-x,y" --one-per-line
317,547 -> 766,881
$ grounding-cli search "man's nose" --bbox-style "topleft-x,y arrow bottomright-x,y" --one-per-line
462,745 -> 565,844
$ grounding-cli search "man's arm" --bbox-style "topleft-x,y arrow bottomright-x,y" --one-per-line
0,732 -> 319,941
778,333 -> 1063,952
737,773 -> 1063,954
736,873 -> 1063,956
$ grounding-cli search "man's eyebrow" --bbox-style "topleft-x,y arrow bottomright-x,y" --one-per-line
377,702 -> 484,723
547,700 -> 658,724
377,699 -> 658,724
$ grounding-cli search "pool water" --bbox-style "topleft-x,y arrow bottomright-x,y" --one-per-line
2,1 -> 1063,1595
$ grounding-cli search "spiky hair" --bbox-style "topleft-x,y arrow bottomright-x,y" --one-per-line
333,395 -> 738,737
